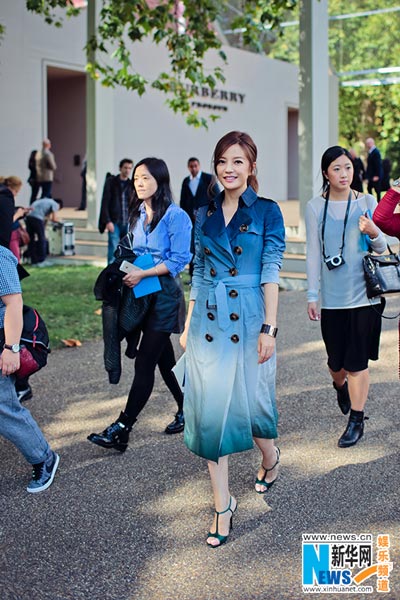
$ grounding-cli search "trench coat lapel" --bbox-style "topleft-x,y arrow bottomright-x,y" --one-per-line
201,187 -> 258,260
201,203 -> 234,260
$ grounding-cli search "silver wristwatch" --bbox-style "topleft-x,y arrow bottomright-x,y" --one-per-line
3,343 -> 21,353
392,178 -> 400,187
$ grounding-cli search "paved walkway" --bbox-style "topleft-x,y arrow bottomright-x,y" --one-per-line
0,291 -> 399,600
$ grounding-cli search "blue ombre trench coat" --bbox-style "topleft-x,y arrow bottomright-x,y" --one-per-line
183,186 -> 286,462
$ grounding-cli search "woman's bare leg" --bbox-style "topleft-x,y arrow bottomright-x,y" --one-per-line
206,456 -> 237,546
254,437 -> 280,493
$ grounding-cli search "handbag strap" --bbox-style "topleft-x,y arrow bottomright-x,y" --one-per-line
369,298 -> 400,320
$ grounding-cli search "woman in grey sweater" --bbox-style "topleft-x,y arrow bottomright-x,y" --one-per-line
306,146 -> 386,448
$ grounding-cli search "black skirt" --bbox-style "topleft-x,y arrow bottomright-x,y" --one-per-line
321,302 -> 384,372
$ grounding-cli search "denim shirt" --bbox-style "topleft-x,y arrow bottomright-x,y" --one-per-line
129,203 -> 192,278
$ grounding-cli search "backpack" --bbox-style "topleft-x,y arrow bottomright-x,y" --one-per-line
0,306 -> 50,379
17,305 -> 50,378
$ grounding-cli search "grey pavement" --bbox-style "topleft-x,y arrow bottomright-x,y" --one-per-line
0,290 -> 399,600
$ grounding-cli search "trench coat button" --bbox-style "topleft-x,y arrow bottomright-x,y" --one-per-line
210,267 -> 217,277
230,313 -> 239,321
233,246 -> 243,255
204,247 -> 211,255
205,334 -> 213,342
229,289 -> 238,298
239,224 -> 248,232
207,312 -> 215,321
229,267 -> 238,276
230,334 -> 239,343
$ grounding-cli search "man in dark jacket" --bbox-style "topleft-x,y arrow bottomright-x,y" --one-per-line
349,148 -> 365,193
365,137 -> 383,201
98,158 -> 133,264
180,157 -> 218,277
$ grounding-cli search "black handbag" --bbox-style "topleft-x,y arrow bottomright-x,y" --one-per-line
363,246 -> 400,298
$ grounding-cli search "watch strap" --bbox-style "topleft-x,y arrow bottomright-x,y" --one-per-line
3,343 -> 21,353
260,324 -> 278,337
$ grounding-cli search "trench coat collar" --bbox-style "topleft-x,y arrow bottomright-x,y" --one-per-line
201,186 -> 257,259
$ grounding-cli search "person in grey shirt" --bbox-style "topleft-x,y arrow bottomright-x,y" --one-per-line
306,146 -> 386,449
25,198 -> 62,266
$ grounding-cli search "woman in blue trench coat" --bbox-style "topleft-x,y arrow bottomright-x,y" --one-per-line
180,131 -> 286,547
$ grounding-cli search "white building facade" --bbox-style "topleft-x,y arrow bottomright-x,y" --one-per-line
1,1 -> 308,218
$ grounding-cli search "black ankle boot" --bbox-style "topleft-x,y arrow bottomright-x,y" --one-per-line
164,409 -> 184,434
333,381 -> 350,415
338,410 -> 365,448
87,412 -> 132,452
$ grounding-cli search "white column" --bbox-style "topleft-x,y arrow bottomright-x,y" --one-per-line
298,0 -> 329,238
86,0 -> 115,229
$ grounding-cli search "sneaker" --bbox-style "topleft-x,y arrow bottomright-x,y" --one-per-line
27,451 -> 60,494
16,384 -> 33,403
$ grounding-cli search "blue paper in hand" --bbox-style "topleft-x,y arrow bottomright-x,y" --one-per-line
132,254 -> 162,298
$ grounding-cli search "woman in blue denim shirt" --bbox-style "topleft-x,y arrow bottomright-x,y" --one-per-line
88,158 -> 192,452
180,132 -> 286,547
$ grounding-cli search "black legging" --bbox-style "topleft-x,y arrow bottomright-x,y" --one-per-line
124,329 -> 183,425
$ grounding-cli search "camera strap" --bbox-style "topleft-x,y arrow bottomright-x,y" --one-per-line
321,190 -> 352,261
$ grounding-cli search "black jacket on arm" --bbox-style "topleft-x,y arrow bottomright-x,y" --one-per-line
98,175 -> 133,233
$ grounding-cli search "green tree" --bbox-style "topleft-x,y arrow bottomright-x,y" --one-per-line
262,0 -> 400,172
22,0 -> 298,128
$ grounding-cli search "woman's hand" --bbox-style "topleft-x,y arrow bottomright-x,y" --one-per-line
13,207 -> 26,221
307,301 -> 320,321
179,327 -> 188,350
359,213 -> 379,238
257,334 -> 275,364
122,267 -> 144,288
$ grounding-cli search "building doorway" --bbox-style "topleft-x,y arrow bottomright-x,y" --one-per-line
287,108 -> 299,200
47,66 -> 86,208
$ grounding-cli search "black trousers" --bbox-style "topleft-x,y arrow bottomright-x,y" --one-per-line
25,216 -> 46,264
124,329 -> 183,425
367,180 -> 381,202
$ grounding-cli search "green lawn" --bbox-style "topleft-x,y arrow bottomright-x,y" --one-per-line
21,265 -> 104,349
20,264 -> 191,349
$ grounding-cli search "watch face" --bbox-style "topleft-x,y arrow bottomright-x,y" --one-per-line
393,178 -> 400,187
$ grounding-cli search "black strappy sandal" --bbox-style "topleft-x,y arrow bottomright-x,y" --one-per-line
206,496 -> 237,548
255,447 -> 280,494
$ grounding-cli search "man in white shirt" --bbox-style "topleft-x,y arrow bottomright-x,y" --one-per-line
180,158 -> 217,277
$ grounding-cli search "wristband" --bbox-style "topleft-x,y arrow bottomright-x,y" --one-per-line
260,324 -> 278,337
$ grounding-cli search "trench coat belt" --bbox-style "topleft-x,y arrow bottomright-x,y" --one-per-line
204,274 -> 261,331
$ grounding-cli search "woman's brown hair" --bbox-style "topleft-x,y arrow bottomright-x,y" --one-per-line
0,175 -> 23,194
212,131 -> 259,193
